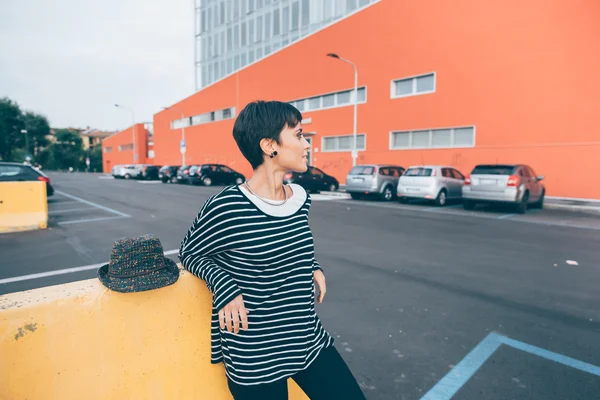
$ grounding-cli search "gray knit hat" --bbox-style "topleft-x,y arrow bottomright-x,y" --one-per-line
97,234 -> 179,293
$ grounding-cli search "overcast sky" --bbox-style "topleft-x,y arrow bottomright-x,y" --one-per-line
0,0 -> 195,131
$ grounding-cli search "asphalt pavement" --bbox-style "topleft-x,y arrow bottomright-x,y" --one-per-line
1,172 -> 599,400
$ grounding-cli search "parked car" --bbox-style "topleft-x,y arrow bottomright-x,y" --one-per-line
0,162 -> 54,197
176,165 -> 193,184
462,164 -> 545,213
159,165 -> 181,183
189,164 -> 246,186
397,166 -> 465,206
138,165 -> 161,180
346,164 -> 405,201
284,166 -> 339,193
112,164 -> 141,179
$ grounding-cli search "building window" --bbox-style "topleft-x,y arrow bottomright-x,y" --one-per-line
103,146 -> 113,153
390,126 -> 475,150
118,144 -> 133,152
391,72 -> 436,98
273,8 -> 280,35
288,86 -> 367,112
181,107 -> 236,128
322,134 -> 366,152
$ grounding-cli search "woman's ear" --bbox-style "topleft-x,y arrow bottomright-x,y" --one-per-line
259,138 -> 276,156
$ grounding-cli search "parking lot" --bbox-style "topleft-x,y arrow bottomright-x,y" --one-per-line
1,172 -> 599,399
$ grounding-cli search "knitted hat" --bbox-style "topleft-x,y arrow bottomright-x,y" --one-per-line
97,234 -> 179,293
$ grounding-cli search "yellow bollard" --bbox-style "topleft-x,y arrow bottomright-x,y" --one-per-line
0,270 -> 309,400
0,181 -> 48,233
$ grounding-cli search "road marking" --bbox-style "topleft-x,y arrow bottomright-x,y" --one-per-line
421,332 -> 600,400
58,216 -> 129,225
0,249 -> 180,284
55,190 -> 130,217
98,176 -> 115,180
497,213 -> 516,219
48,207 -> 96,215
137,181 -> 162,184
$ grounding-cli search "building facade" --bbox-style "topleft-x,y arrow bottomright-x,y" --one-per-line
102,123 -> 154,172
149,0 -> 600,199
195,0 -> 378,89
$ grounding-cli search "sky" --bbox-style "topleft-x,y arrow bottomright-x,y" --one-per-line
0,0 -> 195,131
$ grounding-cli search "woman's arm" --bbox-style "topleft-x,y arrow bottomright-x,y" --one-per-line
179,197 -> 242,312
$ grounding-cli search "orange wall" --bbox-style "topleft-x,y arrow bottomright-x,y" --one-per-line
102,124 -> 150,172
153,0 -> 600,199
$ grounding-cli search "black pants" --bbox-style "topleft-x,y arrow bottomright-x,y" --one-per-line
227,345 -> 366,400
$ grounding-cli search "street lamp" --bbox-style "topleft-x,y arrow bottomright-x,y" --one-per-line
163,106 -> 186,166
20,129 -> 30,162
114,104 -> 137,164
327,53 -> 359,167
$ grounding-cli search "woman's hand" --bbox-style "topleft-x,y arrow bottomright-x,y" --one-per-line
313,270 -> 327,304
219,294 -> 249,333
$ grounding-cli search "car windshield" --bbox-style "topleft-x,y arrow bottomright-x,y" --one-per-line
472,165 -> 516,175
349,166 -> 374,175
404,168 -> 433,177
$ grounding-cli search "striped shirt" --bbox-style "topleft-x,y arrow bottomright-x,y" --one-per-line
179,184 -> 334,385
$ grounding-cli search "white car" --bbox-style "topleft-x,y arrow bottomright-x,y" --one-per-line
397,165 -> 465,206
111,164 -> 141,179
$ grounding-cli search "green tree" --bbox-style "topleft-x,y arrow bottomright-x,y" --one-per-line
85,144 -> 103,172
0,97 -> 25,161
51,129 -> 84,170
21,111 -> 51,158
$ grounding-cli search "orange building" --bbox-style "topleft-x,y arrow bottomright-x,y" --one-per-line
102,123 -> 153,172
143,0 -> 599,199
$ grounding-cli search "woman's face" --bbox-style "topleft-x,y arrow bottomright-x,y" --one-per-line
273,122 -> 310,173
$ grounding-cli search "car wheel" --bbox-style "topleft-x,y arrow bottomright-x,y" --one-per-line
235,177 -> 244,185
435,189 -> 447,207
463,200 -> 476,210
170,176 -> 177,184
161,178 -> 168,183
350,193 -> 361,200
124,174 -> 131,180
533,190 -> 545,209
203,177 -> 212,186
328,183 -> 338,192
516,191 -> 529,214
381,186 -> 394,202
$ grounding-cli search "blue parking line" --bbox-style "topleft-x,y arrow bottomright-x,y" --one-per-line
420,333 -> 503,400
421,332 -> 600,400
500,336 -> 600,377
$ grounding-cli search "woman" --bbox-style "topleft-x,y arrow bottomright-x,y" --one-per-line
179,101 -> 366,399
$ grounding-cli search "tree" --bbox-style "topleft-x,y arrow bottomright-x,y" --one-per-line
51,129 -> 84,170
0,97 -> 25,161
21,112 -> 51,158
85,144 -> 103,172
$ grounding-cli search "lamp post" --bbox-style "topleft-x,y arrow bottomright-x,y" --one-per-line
327,53 -> 358,167
114,104 -> 137,164
163,106 -> 186,166
20,129 -> 29,162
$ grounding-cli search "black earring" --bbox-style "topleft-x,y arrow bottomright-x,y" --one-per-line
270,151 -> 278,158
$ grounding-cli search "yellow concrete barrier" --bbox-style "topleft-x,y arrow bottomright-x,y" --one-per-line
0,270 -> 310,400
0,181 -> 48,233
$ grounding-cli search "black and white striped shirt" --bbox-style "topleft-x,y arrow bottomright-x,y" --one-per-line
179,184 -> 334,385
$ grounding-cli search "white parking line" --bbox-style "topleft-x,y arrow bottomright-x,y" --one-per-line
48,207 -> 96,215
58,216 -> 128,226
54,190 -> 130,218
0,249 -> 180,284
